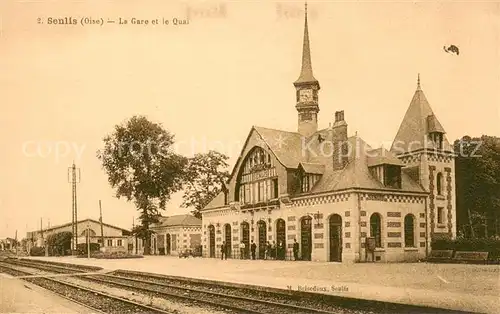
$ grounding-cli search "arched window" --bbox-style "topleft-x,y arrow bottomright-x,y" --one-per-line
436,173 -> 443,195
404,214 -> 415,247
370,213 -> 382,248
236,147 -> 277,204
80,229 -> 96,237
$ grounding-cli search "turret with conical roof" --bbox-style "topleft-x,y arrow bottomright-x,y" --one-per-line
294,2 -> 320,137
391,74 -> 457,242
390,74 -> 452,155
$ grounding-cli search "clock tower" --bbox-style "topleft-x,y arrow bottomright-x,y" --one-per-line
294,2 -> 320,138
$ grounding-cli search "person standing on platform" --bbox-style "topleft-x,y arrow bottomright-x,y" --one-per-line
221,241 -> 226,260
250,241 -> 256,260
277,241 -> 284,260
293,239 -> 299,261
271,241 -> 276,260
239,241 -> 245,259
265,241 -> 271,260
225,242 -> 230,259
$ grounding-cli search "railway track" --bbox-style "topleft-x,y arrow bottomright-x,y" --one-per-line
0,264 -> 171,314
1,258 -> 349,314
1,258 -> 472,314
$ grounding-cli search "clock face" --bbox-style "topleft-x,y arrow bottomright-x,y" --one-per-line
299,89 -> 313,102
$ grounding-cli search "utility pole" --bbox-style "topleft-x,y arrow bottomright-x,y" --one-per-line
99,200 -> 104,249
40,217 -> 43,245
15,230 -> 18,256
87,222 -> 91,259
68,162 -> 81,253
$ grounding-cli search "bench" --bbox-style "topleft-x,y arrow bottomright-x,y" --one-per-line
426,250 -> 454,263
452,251 -> 489,264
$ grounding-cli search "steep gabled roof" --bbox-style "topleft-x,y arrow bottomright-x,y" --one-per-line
310,136 -> 425,194
367,148 -> 404,167
299,162 -> 325,174
391,82 -> 452,154
253,126 -> 305,168
426,114 -> 445,133
204,191 -> 226,210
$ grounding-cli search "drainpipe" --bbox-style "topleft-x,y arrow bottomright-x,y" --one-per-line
357,192 -> 363,262
425,196 -> 429,258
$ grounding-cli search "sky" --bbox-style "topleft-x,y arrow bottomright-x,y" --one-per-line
1,0 -> 499,239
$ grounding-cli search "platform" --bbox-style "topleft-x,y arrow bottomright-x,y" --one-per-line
24,256 -> 499,314
0,272 -> 93,313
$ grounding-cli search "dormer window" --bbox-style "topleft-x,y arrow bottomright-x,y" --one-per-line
301,173 -> 321,193
384,165 -> 402,189
369,164 -> 402,189
298,163 -> 324,193
301,174 -> 310,192
427,114 -> 445,150
430,132 -> 444,150
367,149 -> 404,189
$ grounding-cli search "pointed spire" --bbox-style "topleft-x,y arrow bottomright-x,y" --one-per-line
295,1 -> 318,85
417,73 -> 421,90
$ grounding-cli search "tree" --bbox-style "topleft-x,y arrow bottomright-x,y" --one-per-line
454,135 -> 500,238
46,231 -> 72,256
182,150 -> 230,219
97,116 -> 188,254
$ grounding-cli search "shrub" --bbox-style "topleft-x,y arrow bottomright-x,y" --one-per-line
76,243 -> 100,256
431,238 -> 500,260
29,247 -> 45,256
95,251 -> 143,259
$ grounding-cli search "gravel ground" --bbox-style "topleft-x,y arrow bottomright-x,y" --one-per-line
60,274 -> 233,314
16,258 -> 102,272
111,270 -> 460,314
86,274 -> 342,314
0,265 -> 165,314
0,261 -> 234,314
241,262 -> 500,297
6,260 -> 365,314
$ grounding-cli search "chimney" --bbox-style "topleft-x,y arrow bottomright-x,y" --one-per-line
331,110 -> 348,170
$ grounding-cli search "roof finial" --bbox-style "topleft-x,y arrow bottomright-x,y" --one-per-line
305,1 -> 308,16
417,73 -> 421,90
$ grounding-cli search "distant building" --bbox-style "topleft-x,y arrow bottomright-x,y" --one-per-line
26,218 -> 143,254
200,5 -> 456,263
0,238 -> 17,251
150,214 -> 202,255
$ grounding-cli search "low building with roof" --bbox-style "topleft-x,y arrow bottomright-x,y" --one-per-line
26,218 -> 142,255
200,5 -> 456,263
150,214 -> 202,255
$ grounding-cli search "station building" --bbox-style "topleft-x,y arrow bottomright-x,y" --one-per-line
150,214 -> 202,255
200,6 -> 456,263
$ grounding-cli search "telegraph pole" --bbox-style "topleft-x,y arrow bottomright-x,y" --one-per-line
68,162 -> 81,253
87,222 -> 91,259
99,200 -> 104,248
14,230 -> 18,256
40,217 -> 43,243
